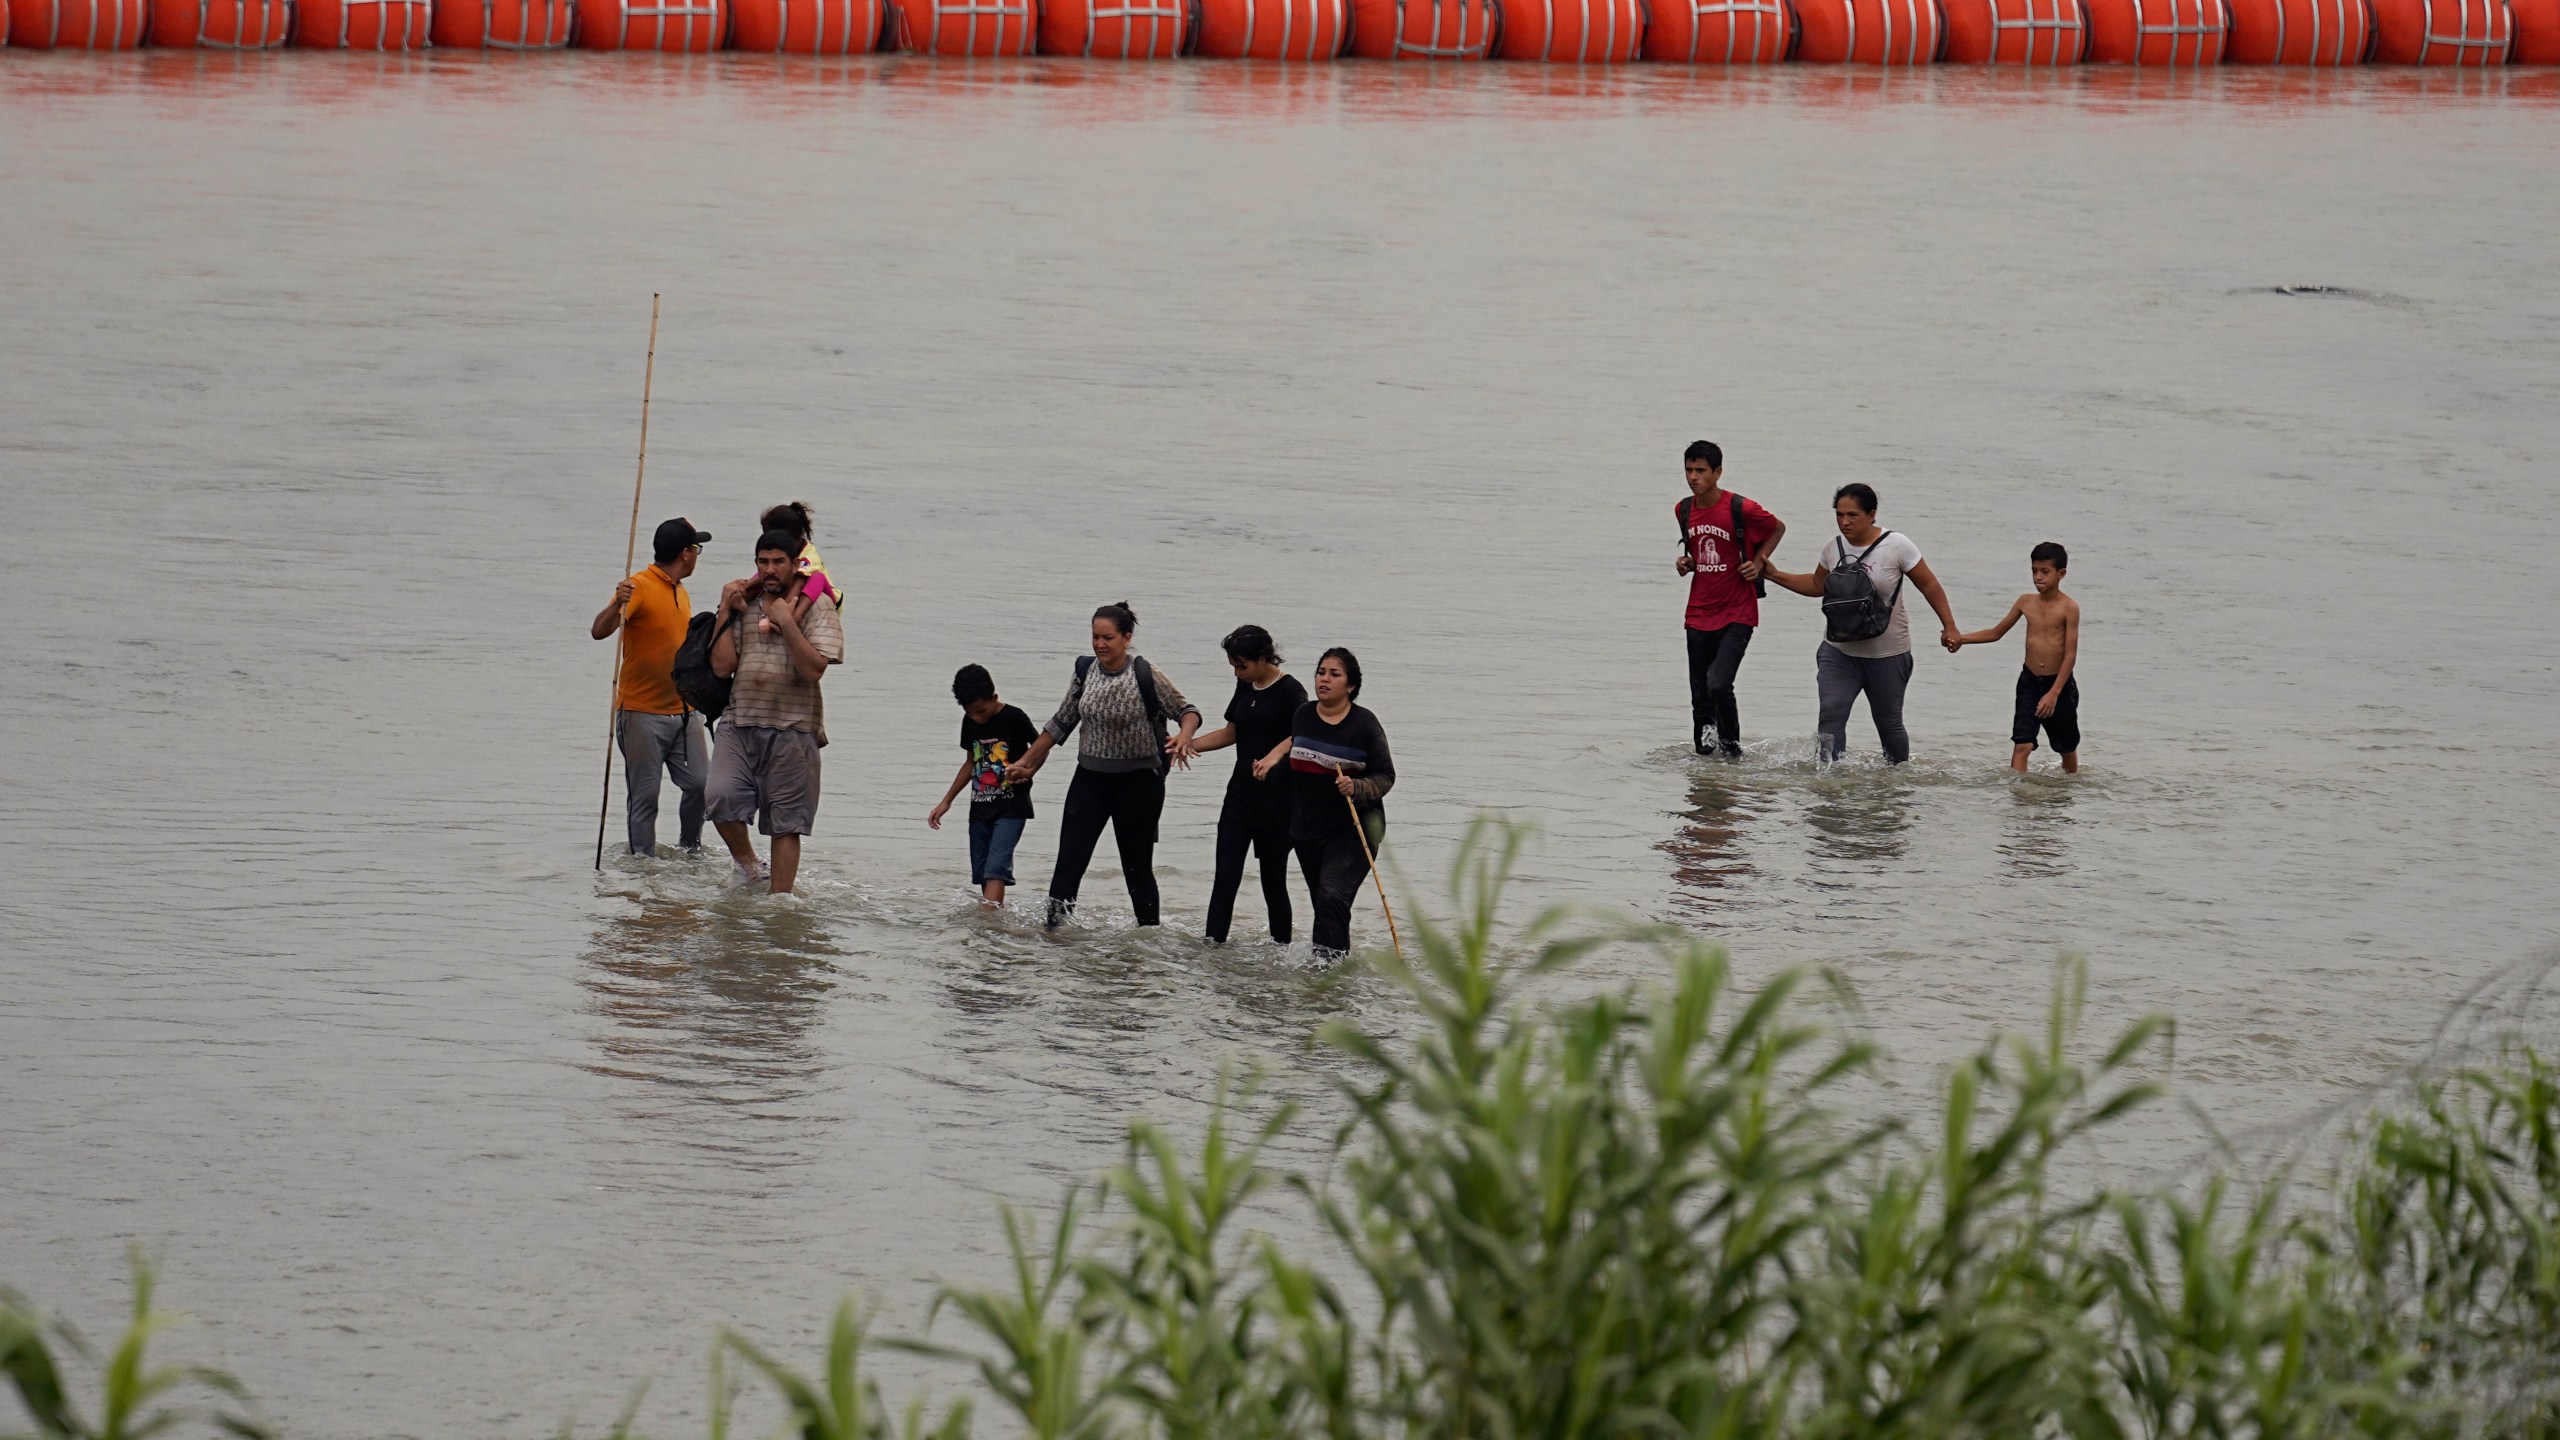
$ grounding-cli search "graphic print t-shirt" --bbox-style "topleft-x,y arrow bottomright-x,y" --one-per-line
1225,674 -> 1309,819
1683,493 -> 1782,632
1819,532 -> 1926,660
960,704 -> 1039,821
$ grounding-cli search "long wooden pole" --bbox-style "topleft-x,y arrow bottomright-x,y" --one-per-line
1333,766 -> 1405,965
596,294 -> 662,871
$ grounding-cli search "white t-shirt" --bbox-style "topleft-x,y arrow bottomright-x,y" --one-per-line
1819,532 -> 1926,659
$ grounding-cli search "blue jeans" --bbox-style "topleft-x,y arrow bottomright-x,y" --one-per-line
969,814 -> 1028,887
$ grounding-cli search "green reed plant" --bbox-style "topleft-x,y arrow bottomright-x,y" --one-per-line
32,818 -> 2560,1440
0,1252 -> 264,1440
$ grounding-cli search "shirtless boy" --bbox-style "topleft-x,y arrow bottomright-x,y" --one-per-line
1951,542 -> 2082,773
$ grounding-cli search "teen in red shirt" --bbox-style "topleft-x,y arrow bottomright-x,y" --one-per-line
1673,440 -> 1786,757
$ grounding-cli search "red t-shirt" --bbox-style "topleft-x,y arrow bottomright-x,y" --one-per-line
1683,492 -> 1781,632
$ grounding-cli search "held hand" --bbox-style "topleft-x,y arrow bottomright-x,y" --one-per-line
2037,691 -> 2060,719
719,578 -> 750,613
1002,762 -> 1035,786
927,801 -> 949,831
1164,733 -> 1199,768
764,598 -> 799,633
1941,626 -> 1962,653
1251,755 -> 1279,781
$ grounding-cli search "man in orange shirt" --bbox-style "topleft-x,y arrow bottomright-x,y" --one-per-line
591,517 -> 711,857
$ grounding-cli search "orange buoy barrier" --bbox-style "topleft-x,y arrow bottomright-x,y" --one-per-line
1347,0 -> 1495,56
2511,0 -> 2553,58
1038,0 -> 1183,53
1193,0 -> 1346,54
6,0 -> 148,44
2369,0 -> 2508,58
295,0 -> 428,42
731,0 -> 883,47
2223,0 -> 2367,59
888,0 -> 1034,50
1792,0 -> 1941,60
431,0 -> 574,45
1941,0 -> 2083,57
1638,0 -> 1793,59
2083,0 -> 2226,59
1496,0 -> 1644,58
149,0 -> 293,43
574,0 -> 727,46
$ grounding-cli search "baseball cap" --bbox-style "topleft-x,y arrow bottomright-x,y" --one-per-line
652,517 -> 712,561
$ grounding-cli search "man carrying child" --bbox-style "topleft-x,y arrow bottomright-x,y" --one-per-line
707,529 -> 846,895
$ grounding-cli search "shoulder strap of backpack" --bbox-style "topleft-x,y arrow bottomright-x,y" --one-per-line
1132,656 -> 1168,732
1730,493 -> 1745,543
1676,496 -> 1693,543
1870,532 -> 1908,605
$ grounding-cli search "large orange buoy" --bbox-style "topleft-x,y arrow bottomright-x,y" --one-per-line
1347,0 -> 1495,55
2223,0 -> 2366,59
573,0 -> 726,46
1940,0 -> 2082,57
887,0 -> 1034,49
295,0 -> 429,42
730,0 -> 882,47
1792,0 -> 1940,60
1193,0 -> 1346,54
1496,0 -> 1644,58
2083,0 -> 2225,59
2369,0 -> 2508,58
6,0 -> 148,44
430,0 -> 574,45
149,0 -> 294,42
1638,0 -> 1792,59
2510,0 -> 2554,58
1037,0 -> 1182,53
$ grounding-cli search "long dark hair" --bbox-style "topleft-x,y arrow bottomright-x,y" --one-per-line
1093,601 -> 1138,637
1318,646 -> 1362,701
760,501 -> 815,546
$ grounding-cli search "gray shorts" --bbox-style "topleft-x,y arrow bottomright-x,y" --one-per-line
706,724 -> 822,837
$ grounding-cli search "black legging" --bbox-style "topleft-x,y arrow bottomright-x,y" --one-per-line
1046,767 -> 1165,928
1685,622 -> 1754,756
1296,827 -> 1375,956
1207,791 -> 1295,944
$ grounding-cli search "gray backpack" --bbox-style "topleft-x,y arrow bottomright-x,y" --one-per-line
1821,533 -> 1906,643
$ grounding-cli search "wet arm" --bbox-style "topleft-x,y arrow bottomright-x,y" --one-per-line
2050,606 -> 2080,694
1908,559 -> 1961,641
1765,562 -> 1827,598
1955,599 -> 2025,647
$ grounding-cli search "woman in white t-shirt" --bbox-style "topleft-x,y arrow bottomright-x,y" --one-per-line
1765,484 -> 1962,764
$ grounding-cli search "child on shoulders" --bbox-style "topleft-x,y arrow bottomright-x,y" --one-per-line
1950,541 -> 2082,773
928,665 -> 1039,906
756,501 -> 840,634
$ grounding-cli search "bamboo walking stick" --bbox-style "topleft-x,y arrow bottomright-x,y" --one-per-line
1332,764 -> 1405,965
595,294 -> 662,871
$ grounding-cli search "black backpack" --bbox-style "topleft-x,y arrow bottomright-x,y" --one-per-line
1821,532 -> 1907,644
671,610 -> 737,725
1676,493 -> 1767,598
1069,653 -> 1170,775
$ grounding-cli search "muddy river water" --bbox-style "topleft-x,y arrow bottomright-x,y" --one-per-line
4,52 -> 2559,1436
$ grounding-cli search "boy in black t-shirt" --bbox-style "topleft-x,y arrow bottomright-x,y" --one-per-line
928,664 -> 1039,907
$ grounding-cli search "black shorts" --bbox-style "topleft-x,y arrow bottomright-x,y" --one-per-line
2012,668 -> 2081,753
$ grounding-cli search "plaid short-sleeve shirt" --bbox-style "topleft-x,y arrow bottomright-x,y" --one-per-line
724,593 -> 843,742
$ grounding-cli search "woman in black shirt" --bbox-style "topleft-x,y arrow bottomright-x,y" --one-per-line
1254,646 -> 1395,962
1190,625 -> 1308,946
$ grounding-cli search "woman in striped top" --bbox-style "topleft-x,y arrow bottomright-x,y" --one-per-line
1004,601 -> 1202,930
1251,646 -> 1394,962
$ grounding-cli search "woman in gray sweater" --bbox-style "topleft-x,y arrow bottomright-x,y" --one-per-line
1004,602 -> 1202,930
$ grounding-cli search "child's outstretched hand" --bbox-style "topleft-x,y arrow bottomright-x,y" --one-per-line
927,800 -> 950,830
